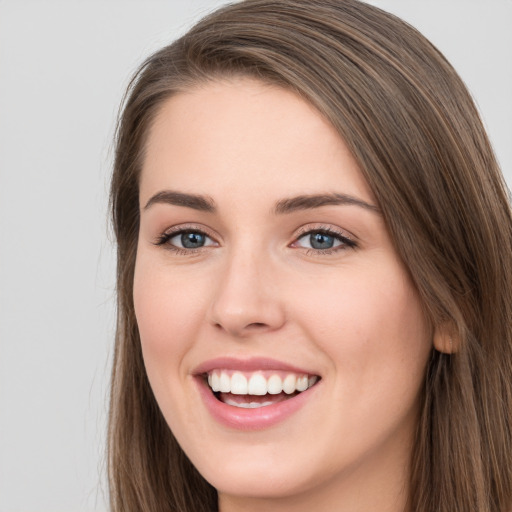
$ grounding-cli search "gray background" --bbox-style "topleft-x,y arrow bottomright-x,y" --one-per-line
0,1 -> 510,511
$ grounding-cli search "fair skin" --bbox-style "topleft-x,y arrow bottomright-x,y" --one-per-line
134,78 -> 434,512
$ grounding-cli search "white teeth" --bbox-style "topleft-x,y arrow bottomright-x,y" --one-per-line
267,374 -> 283,394
248,373 -> 267,395
230,372 -> 248,395
223,398 -> 275,408
296,375 -> 308,392
219,372 -> 231,393
209,372 -> 220,392
282,374 -> 296,394
207,370 -> 319,395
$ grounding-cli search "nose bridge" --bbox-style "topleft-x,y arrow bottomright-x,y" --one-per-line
208,241 -> 285,336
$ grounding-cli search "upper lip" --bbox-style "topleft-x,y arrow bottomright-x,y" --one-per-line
193,357 -> 319,376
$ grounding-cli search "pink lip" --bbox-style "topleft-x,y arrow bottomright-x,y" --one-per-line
193,356 -> 316,375
193,357 -> 321,431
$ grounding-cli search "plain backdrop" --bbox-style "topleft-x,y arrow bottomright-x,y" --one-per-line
0,1 -> 510,511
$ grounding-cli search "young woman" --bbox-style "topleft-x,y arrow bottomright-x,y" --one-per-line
108,1 -> 512,511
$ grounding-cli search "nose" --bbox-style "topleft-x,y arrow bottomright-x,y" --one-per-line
207,248 -> 286,338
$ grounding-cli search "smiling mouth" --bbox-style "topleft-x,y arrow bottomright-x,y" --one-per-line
205,370 -> 320,409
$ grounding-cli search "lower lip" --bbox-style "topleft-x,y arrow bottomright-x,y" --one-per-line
195,377 -> 319,430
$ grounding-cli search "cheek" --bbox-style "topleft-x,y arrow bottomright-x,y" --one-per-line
294,260 -> 431,395
133,253 -> 207,376
288,262 -> 432,460
298,260 -> 426,338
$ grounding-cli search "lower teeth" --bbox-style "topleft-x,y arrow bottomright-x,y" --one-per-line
223,398 -> 275,408
217,390 -> 300,409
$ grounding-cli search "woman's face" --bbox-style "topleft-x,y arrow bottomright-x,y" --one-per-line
134,78 -> 432,508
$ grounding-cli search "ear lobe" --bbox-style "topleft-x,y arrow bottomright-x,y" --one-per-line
433,323 -> 458,354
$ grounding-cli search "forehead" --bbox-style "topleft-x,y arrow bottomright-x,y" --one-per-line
140,78 -> 374,208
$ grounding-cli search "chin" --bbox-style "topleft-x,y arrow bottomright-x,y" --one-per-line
202,460 -> 317,500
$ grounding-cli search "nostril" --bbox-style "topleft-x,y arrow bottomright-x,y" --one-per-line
247,322 -> 267,329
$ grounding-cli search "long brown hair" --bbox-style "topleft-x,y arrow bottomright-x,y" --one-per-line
108,1 -> 512,510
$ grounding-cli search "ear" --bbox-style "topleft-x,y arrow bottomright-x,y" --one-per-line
433,323 -> 458,354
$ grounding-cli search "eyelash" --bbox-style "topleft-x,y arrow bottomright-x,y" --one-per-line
153,224 -> 217,255
293,225 -> 357,255
153,224 -> 357,256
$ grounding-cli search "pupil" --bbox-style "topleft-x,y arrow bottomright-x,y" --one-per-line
310,232 -> 334,249
181,232 -> 205,248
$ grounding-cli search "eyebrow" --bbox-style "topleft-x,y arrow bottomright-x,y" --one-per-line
144,190 -> 216,212
143,190 -> 380,215
274,193 -> 380,215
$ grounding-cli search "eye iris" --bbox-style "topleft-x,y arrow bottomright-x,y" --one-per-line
310,232 -> 334,249
181,232 -> 205,248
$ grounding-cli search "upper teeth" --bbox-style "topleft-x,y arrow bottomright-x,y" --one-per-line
207,370 -> 318,395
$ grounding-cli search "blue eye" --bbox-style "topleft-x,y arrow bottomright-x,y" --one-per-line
294,229 -> 356,252
155,229 -> 216,250
176,231 -> 207,249
309,232 -> 336,249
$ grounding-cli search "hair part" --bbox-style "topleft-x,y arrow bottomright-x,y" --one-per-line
109,1 -> 512,511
